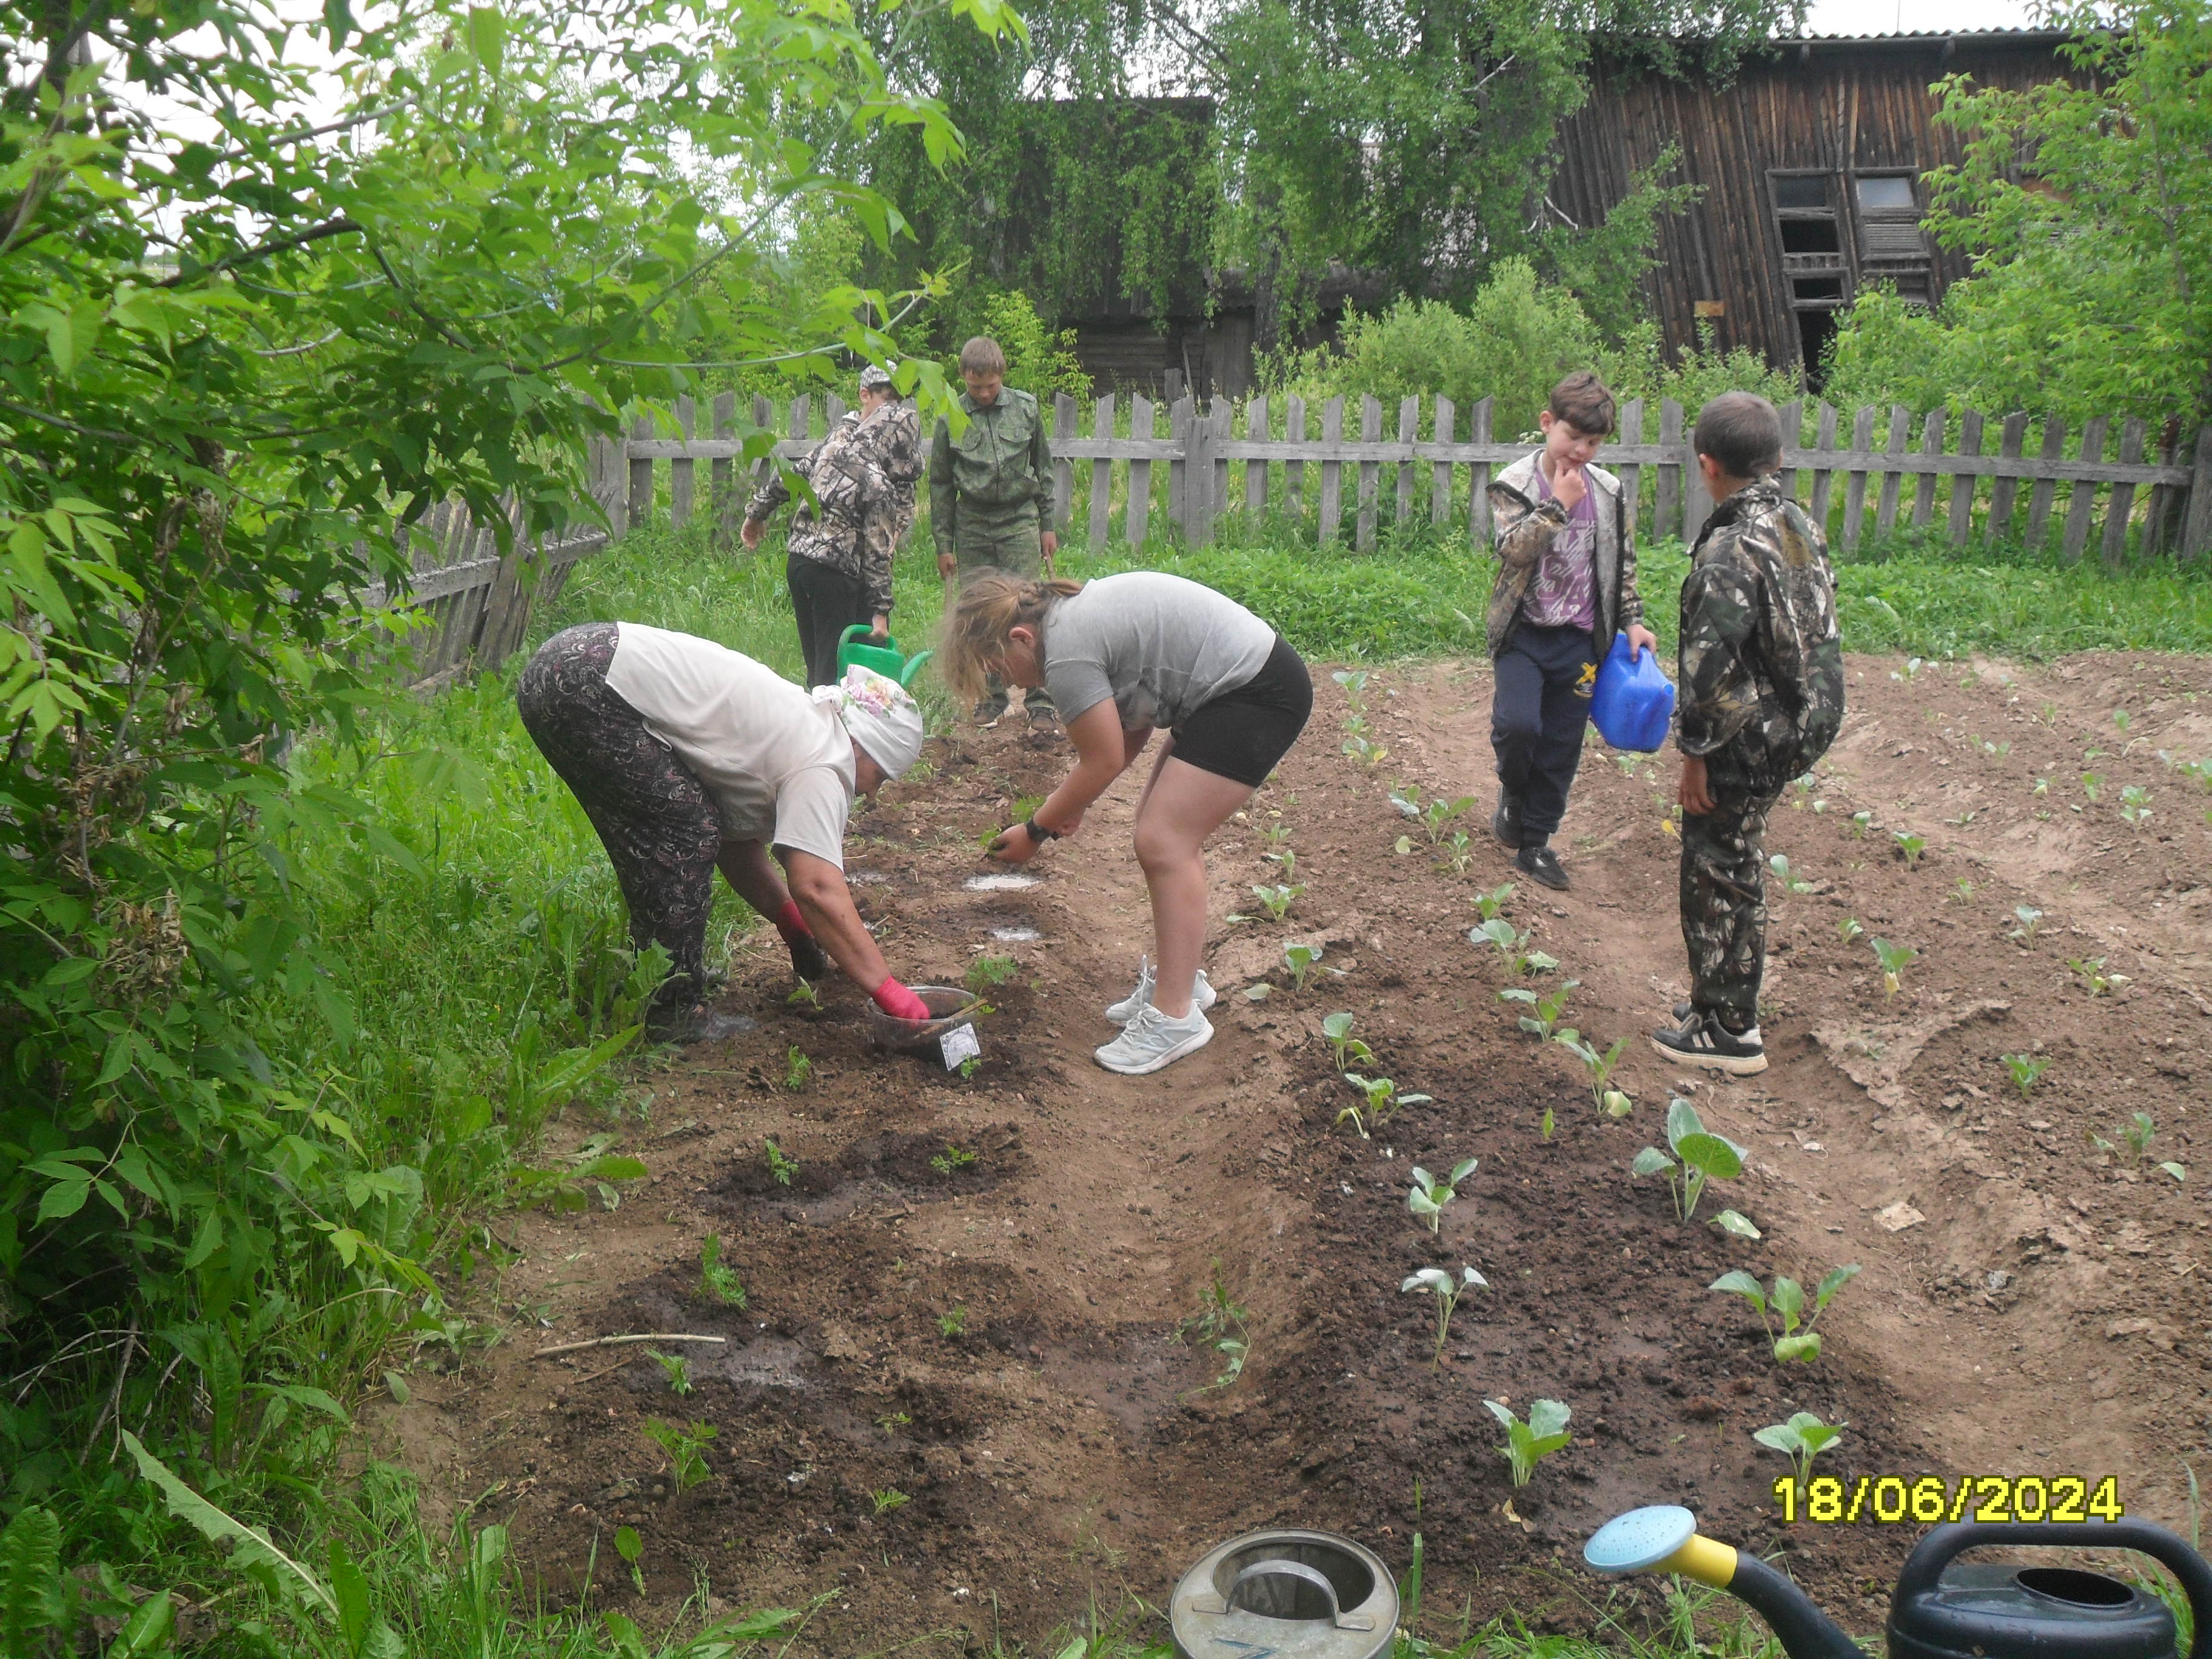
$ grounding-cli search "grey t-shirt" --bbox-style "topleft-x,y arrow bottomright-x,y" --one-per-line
1041,572 -> 1276,732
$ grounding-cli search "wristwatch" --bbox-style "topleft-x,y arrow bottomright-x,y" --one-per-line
1025,817 -> 1060,844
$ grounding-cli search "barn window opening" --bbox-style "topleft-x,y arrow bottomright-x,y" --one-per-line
1781,219 -> 1842,255
1773,175 -> 1829,210
1792,276 -> 1845,302
1797,309 -> 1840,387
1855,175 -> 1916,212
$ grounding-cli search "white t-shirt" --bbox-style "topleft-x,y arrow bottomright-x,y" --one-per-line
602,624 -> 855,867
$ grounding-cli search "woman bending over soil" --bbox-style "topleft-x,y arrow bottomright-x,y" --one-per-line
941,570 -> 1313,1076
517,622 -> 939,1042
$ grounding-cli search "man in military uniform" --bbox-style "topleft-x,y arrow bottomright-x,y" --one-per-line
1652,392 -> 1845,1077
742,366 -> 906,689
930,335 -> 1057,723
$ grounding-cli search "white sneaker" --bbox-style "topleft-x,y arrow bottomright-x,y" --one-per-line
1103,956 -> 1216,1024
1094,1005 -> 1214,1075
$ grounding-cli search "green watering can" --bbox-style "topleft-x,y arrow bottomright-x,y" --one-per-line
837,625 -> 932,689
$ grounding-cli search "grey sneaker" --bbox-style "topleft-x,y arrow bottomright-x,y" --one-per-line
1094,1004 -> 1214,1075
1651,1013 -> 1768,1076
1104,957 -> 1217,1024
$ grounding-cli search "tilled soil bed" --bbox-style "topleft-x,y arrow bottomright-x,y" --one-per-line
367,650 -> 2212,1653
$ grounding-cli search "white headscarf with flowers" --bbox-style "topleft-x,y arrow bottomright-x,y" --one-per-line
814,665 -> 924,780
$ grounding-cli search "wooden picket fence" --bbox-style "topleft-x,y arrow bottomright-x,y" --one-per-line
364,435 -> 629,686
621,390 -> 2212,565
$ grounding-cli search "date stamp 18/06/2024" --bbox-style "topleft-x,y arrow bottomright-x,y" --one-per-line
1772,1475 -> 2125,1524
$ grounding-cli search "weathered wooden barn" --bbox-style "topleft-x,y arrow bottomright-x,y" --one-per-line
1550,28 -> 2076,377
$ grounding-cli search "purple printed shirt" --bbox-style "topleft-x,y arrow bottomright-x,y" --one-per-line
1523,464 -> 1598,631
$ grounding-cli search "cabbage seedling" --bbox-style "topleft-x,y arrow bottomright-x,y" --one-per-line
1754,1412 -> 1845,1493
1283,940 -> 1324,991
1871,938 -> 1915,997
2068,956 -> 2123,996
1408,1156 -> 1477,1233
1837,917 -> 1864,944
1633,1098 -> 1746,1222
1602,1090 -> 1634,1118
1472,882 -> 1517,922
1320,1012 -> 1373,1071
1438,830 -> 1476,875
1485,1398 -> 1571,1487
1343,733 -> 1386,766
1265,847 -> 1298,880
1338,1074 -> 1429,1137
1250,882 -> 1304,922
1713,1209 -> 1761,1239
1709,1265 -> 1860,1363
1893,831 -> 1927,868
1332,668 -> 1369,710
2120,785 -> 2152,826
1558,1031 -> 1628,1110
1768,854 -> 1814,895
1401,1266 -> 1487,1366
1471,917 -> 1558,977
615,1524 -> 645,1596
2009,906 -> 2043,940
2001,1053 -> 2047,1101
1849,811 -> 1873,839
1500,979 -> 1577,1039
2082,771 -> 2103,803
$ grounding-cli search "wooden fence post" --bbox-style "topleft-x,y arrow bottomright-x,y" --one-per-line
1985,411 -> 2029,549
1355,395 -> 1382,552
1089,394 -> 1115,549
711,392 -> 736,554
1617,398 -> 1646,541
2026,417 -> 2066,550
1467,397 -> 1494,550
788,394 -> 809,448
1396,395 -> 1419,528
1841,405 -> 1877,553
2100,417 -> 2148,568
2142,419 -> 2180,558
1432,397 -> 1456,527
1946,409 -> 1984,549
1774,400 -> 1798,512
1874,404 -> 1909,538
1246,394 -> 1270,521
1168,394 -> 1191,532
2179,426 -> 2212,563
2061,416 -> 2108,563
1126,394 -> 1153,548
671,395 -> 695,529
1911,410 -> 1943,529
1319,396 -> 1346,546
628,414 -> 654,532
750,395 -> 774,489
1655,399 -> 1682,543
1285,397 -> 1307,522
1808,403 -> 1839,530
1212,398 -> 1232,538
1053,394 -> 1076,534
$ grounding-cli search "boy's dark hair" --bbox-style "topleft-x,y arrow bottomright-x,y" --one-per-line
1694,392 -> 1784,480
1547,371 -> 1617,437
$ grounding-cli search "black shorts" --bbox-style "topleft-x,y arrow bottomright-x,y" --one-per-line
1172,635 -> 1313,788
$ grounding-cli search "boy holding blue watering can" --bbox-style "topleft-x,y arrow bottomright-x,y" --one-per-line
1652,392 -> 1844,1076
1484,372 -> 1659,890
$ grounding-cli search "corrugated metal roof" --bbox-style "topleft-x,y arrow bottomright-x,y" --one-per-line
1780,25 -> 2071,40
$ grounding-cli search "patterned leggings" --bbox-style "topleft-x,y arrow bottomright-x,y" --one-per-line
516,623 -> 717,1007
1678,788 -> 1780,1030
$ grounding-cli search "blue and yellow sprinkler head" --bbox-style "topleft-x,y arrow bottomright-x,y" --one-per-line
1583,1506 -> 1738,1587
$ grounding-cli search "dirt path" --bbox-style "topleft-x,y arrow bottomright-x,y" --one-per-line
367,651 -> 2212,1652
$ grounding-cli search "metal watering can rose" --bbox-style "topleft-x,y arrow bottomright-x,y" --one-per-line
1584,1505 -> 2212,1659
1170,1529 -> 1399,1659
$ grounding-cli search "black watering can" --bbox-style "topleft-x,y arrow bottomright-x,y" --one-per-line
1584,1506 -> 2212,1659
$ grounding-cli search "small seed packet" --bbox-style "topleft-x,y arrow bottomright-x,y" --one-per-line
938,1023 -> 980,1071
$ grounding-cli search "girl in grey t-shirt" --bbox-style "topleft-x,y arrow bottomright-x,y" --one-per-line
939,571 -> 1312,1076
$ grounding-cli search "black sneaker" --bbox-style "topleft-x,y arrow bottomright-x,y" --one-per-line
1492,787 -> 1524,849
1516,840 -> 1569,891
1650,1013 -> 1768,1076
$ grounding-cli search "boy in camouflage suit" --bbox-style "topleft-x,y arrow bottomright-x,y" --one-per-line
742,364 -> 912,689
930,335 -> 1057,723
1652,392 -> 1845,1076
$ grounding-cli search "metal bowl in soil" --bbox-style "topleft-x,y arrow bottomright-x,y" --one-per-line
866,985 -> 984,1053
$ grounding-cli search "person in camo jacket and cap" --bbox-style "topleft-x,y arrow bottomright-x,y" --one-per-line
742,363 -> 916,690
1651,391 -> 1845,1077
931,335 -> 1058,725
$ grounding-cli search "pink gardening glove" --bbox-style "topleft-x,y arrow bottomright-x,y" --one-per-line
871,976 -> 933,1022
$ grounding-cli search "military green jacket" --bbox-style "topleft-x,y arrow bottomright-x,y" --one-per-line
929,388 -> 1054,553
1677,475 -> 1845,794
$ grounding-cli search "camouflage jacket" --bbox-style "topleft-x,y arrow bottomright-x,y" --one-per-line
929,387 -> 1053,552
1484,451 -> 1641,659
746,407 -> 899,615
1676,475 -> 1845,794
849,400 -> 923,545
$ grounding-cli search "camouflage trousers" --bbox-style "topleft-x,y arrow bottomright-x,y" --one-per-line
1679,785 -> 1780,1030
949,505 -> 1052,716
517,622 -> 717,1010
